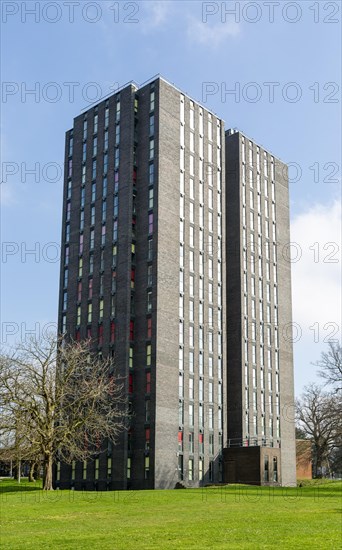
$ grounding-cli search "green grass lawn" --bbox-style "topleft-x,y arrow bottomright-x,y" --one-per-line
0,479 -> 341,549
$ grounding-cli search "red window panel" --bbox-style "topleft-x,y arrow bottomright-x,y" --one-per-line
87,327 -> 92,339
131,269 -> 135,289
75,329 -> 80,342
88,278 -> 93,300
110,321 -> 115,343
129,321 -> 134,341
147,317 -> 152,339
98,325 -> 103,346
129,374 -> 133,394
199,434 -> 203,444
146,372 -> 151,393
178,431 -> 183,443
145,428 -> 150,441
133,168 -> 137,183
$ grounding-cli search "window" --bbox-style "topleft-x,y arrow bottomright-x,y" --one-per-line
144,428 -> 150,452
112,196 -> 119,219
110,145 -> 117,168
199,378 -> 203,401
273,457 -> 278,482
148,213 -> 153,235
145,372 -> 151,394
65,223 -> 70,244
99,299 -> 104,320
103,105 -> 109,128
189,301 -> 194,323
147,164 -> 154,188
264,455 -> 269,482
209,434 -> 214,455
189,250 -> 194,272
189,404 -> 194,426
179,372 -> 183,398
199,434 -> 204,455
64,246 -> 70,265
190,107 -> 194,130
101,225 -> 106,246
129,321 -> 134,341
87,303 -> 92,324
147,291 -> 152,313
178,352 -> 183,370
150,90 -> 155,111
113,220 -> 118,242
128,346 -> 133,368
146,344 -> 152,366
149,114 -> 155,137
102,200 -> 107,223
109,320 -> 115,343
209,408 -> 214,429
209,356 -> 213,377
188,458 -> 194,481
148,188 -> 154,210
209,381 -> 213,403
83,118 -> 88,141
189,325 -> 194,348
189,351 -> 194,374
188,377 -> 194,400
178,455 -> 184,481
179,401 -> 184,426
149,139 -> 154,160
189,275 -> 194,297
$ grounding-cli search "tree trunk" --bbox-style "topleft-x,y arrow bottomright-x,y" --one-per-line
14,459 -> 21,483
315,446 -> 325,477
43,454 -> 54,490
29,462 -> 36,482
34,461 -> 41,480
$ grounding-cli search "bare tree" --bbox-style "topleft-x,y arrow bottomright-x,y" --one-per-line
296,383 -> 341,477
315,342 -> 342,392
0,335 -> 128,490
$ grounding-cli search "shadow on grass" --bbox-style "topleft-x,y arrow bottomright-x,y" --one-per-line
0,479 -> 42,494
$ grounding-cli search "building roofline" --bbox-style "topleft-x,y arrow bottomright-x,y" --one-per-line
79,74 -> 223,121
226,128 -> 286,164
140,74 -> 224,120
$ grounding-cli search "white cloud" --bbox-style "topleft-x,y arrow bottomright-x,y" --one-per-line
187,17 -> 240,48
290,200 -> 341,393
141,1 -> 171,31
291,200 -> 341,333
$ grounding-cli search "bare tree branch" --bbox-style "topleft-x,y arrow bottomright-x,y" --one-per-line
315,342 -> 342,392
0,335 -> 129,490
296,383 -> 342,477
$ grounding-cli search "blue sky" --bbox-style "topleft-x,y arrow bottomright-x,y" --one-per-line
1,1 -> 341,395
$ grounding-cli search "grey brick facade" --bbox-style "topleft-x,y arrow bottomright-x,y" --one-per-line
56,78 -> 296,490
